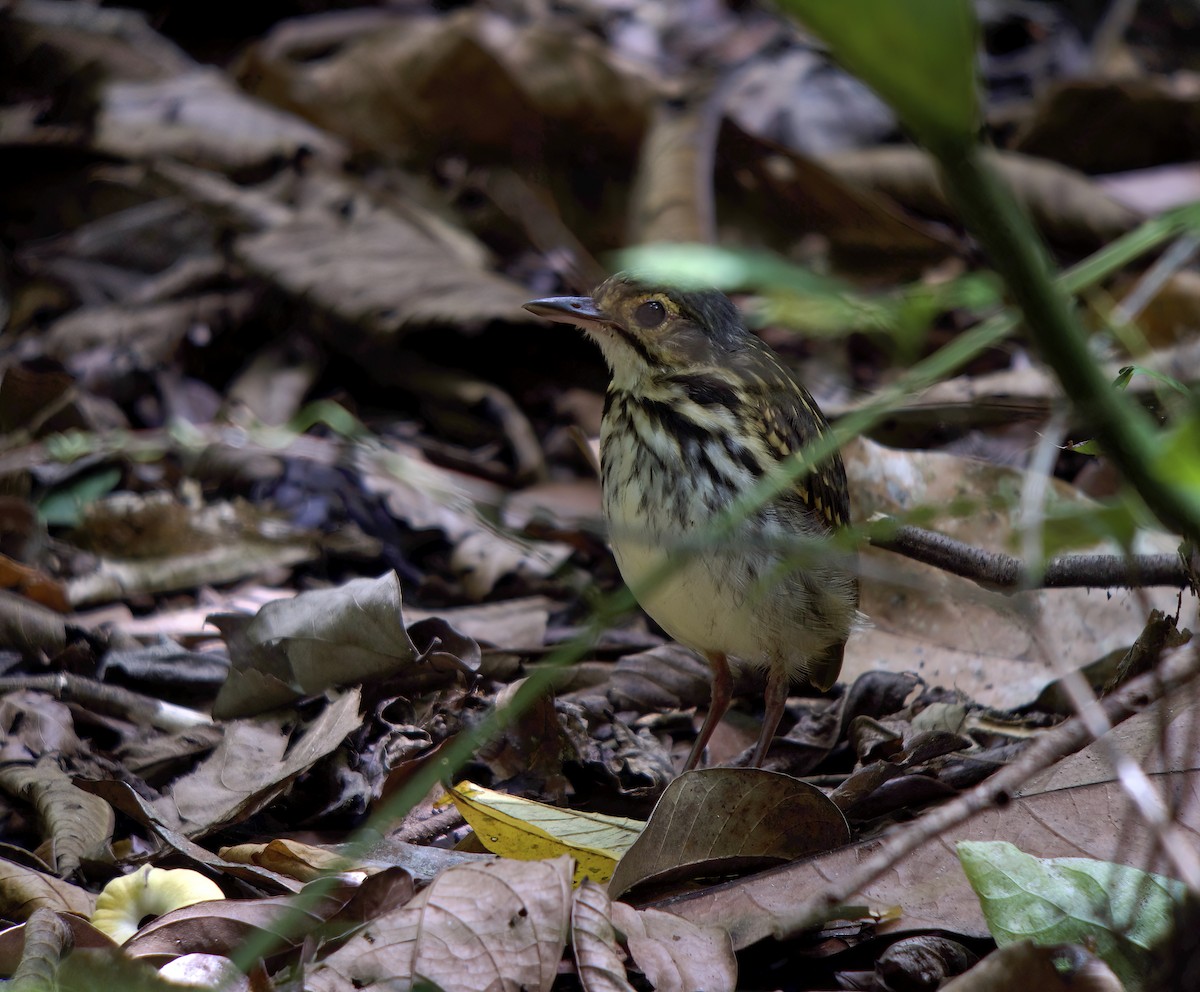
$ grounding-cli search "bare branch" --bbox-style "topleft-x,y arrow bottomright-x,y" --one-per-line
872,522 -> 1188,591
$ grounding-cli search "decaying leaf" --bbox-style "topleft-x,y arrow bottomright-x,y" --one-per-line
306,855 -> 574,992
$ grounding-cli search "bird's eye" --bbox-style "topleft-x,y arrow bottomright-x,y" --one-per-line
634,300 -> 666,328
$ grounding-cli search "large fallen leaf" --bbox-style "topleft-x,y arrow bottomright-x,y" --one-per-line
306,856 -> 574,992
66,491 -> 328,608
447,781 -> 642,885
958,840 -> 1182,992
96,68 -> 344,171
242,9 -> 649,167
655,682 -> 1200,948
608,768 -> 849,900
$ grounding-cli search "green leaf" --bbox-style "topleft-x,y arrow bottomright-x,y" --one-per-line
38,467 -> 123,528
616,243 -> 850,297
1153,412 -> 1200,518
1035,494 -> 1145,557
777,0 -> 980,151
1115,364 -> 1192,396
958,840 -> 1184,991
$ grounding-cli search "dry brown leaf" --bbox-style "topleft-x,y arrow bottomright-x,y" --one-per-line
0,555 -> 69,613
306,855 -> 574,992
1013,76 -> 1200,174
123,875 -> 361,964
0,589 -> 67,658
0,757 -> 114,875
155,689 -> 362,838
823,146 -> 1140,249
610,901 -> 737,992
0,858 -> 96,922
209,573 -> 483,718
572,880 -> 635,992
717,119 -> 956,263
234,208 -> 533,334
66,490 -> 329,608
608,768 -> 849,900
82,780 -> 300,893
96,68 -> 344,171
242,9 -> 649,166
656,683 -> 1200,947
0,692 -> 80,759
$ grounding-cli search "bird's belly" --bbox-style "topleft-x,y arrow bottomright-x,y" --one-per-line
602,460 -> 853,675
611,533 -> 760,658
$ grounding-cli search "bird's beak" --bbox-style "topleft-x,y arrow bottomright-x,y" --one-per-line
524,296 -> 608,326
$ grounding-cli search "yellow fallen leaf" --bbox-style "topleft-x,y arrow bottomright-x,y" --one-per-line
447,781 -> 644,885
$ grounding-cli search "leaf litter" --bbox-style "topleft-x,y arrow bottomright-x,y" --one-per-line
0,0 -> 1198,989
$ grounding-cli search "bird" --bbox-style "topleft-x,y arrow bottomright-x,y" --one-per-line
525,272 -> 859,770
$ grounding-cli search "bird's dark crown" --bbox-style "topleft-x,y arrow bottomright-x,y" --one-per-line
591,274 -> 748,352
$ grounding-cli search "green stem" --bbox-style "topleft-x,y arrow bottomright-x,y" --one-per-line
938,145 -> 1199,541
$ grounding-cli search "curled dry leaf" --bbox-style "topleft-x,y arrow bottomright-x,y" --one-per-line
610,901 -> 737,992
608,768 -> 849,900
123,874 -> 363,964
155,690 -> 362,838
571,880 -> 634,992
0,858 -> 95,923
0,757 -> 115,876
306,855 -> 574,992
210,572 -> 476,718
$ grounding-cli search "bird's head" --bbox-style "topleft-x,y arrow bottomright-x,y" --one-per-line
524,273 -> 748,389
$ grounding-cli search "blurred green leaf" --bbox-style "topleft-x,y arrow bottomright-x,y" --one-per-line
1154,412 -> 1200,518
1034,495 -> 1144,557
618,245 -> 1001,357
616,243 -> 849,297
38,467 -> 122,528
1066,438 -> 1104,457
777,0 -> 980,151
1115,365 -> 1192,396
958,840 -> 1183,991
